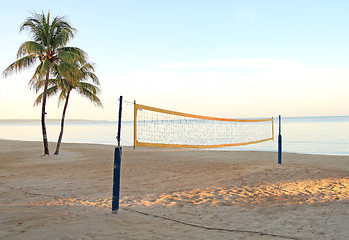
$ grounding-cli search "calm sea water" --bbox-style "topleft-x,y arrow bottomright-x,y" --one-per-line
0,116 -> 348,156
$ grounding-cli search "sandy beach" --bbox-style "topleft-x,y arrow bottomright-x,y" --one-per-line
0,139 -> 348,239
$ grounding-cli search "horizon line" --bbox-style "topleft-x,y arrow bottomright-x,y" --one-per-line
0,115 -> 349,122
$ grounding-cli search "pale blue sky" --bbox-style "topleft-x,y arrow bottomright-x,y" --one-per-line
1,0 -> 349,120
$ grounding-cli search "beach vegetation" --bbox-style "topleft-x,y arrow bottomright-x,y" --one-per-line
2,11 -> 86,155
33,60 -> 102,155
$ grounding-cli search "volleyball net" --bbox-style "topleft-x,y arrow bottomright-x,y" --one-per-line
134,103 -> 274,149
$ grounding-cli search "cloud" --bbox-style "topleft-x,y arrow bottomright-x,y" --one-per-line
118,70 -> 232,92
117,58 -> 349,97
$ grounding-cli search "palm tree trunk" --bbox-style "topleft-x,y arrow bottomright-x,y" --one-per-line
41,71 -> 50,155
54,89 -> 71,155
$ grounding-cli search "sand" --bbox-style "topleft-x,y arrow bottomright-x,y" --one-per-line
0,139 -> 348,240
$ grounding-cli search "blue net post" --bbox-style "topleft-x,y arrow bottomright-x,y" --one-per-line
112,96 -> 123,213
278,115 -> 282,164
112,147 -> 122,213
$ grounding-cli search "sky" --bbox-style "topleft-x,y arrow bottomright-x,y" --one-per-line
1,0 -> 349,121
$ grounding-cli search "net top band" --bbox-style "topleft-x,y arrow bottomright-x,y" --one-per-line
135,104 -> 272,122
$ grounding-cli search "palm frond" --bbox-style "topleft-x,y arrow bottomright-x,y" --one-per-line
51,17 -> 77,48
33,92 -> 43,107
20,12 -> 48,46
59,61 -> 83,81
78,82 -> 101,94
17,41 -> 44,58
85,71 -> 100,85
2,54 -> 37,78
28,62 -> 44,91
46,85 -> 58,97
28,58 -> 51,92
58,88 -> 69,106
58,47 -> 87,64
33,85 -> 58,106
79,62 -> 100,85
79,87 -> 103,107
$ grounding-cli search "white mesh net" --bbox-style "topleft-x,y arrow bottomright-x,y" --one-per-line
135,104 -> 274,148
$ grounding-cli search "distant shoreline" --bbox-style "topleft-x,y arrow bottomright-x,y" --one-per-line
1,115 -> 348,123
0,119 -> 117,123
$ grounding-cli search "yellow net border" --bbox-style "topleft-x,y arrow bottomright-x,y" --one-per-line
134,103 -> 274,149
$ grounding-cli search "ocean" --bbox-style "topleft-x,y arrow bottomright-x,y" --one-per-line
0,116 -> 348,156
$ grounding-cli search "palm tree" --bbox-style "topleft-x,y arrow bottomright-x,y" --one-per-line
34,61 -> 102,155
2,11 -> 86,155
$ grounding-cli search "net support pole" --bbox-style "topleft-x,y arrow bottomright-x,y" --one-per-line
278,115 -> 282,164
133,100 -> 136,149
112,96 -> 123,213
116,96 -> 123,148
